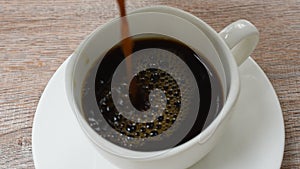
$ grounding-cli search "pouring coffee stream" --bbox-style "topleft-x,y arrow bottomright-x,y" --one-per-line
116,0 -> 138,99
116,0 -> 133,77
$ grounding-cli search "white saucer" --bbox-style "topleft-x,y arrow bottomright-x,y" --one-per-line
32,57 -> 284,169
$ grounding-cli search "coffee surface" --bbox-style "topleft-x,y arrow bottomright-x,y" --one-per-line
82,35 -> 223,151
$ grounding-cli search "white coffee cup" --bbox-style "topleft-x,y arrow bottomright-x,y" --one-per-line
65,6 -> 259,169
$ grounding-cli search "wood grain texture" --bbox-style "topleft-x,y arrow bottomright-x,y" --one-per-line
0,0 -> 299,168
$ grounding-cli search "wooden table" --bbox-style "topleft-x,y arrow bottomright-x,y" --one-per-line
0,0 -> 299,168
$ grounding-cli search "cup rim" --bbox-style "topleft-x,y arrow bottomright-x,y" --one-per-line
65,6 -> 240,161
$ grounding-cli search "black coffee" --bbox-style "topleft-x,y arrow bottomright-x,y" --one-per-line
82,35 -> 223,151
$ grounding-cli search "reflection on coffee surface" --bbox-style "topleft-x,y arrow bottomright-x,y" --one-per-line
82,35 -> 223,151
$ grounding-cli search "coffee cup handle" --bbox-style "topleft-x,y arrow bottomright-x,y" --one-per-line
219,20 -> 259,66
